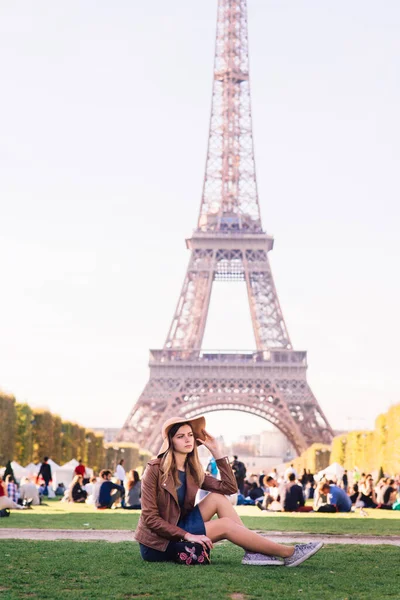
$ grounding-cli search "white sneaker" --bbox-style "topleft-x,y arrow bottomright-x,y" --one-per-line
284,542 -> 323,567
242,552 -> 284,566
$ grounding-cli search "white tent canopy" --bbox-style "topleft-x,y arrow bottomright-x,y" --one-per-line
0,461 -> 29,480
315,462 -> 344,482
61,459 -> 79,469
24,463 -> 40,475
47,459 -> 60,470
53,459 -> 93,489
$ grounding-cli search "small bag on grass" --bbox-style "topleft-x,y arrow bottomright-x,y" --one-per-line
174,542 -> 211,565
0,508 -> 10,518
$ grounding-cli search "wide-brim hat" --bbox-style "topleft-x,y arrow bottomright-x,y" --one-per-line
157,415 -> 206,458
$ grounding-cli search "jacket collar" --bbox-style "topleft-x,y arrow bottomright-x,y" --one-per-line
160,466 -> 179,505
159,461 -> 198,508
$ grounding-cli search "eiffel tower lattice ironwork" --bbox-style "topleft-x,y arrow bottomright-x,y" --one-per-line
116,0 -> 333,454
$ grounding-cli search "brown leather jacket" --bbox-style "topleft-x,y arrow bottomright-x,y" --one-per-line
134,456 -> 237,551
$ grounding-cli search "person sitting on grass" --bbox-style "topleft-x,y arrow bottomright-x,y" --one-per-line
70,475 -> 88,503
86,477 -> 102,506
359,474 -> 378,508
5,475 -> 19,504
349,482 -> 360,505
256,475 -> 285,511
97,470 -> 123,509
313,482 -> 336,512
320,482 -> 352,512
19,477 -> 40,506
284,473 -> 312,512
248,481 -> 264,504
124,470 -> 141,510
135,415 -> 323,566
55,482 -> 66,496
0,476 -> 27,511
376,479 -> 397,509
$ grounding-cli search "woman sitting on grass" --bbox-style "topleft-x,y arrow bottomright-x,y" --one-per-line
359,474 -> 378,509
135,415 -> 323,566
124,470 -> 141,510
70,475 -> 88,503
0,476 -> 26,511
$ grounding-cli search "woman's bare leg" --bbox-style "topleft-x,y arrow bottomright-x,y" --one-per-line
198,493 -> 243,526
0,497 -> 24,510
205,517 -> 294,558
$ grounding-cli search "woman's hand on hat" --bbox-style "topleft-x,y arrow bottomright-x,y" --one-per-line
197,430 -> 223,459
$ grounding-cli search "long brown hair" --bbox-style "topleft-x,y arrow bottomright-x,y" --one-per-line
161,422 -> 205,488
126,470 -> 140,491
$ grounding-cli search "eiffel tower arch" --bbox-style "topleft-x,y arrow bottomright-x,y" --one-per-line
116,0 -> 333,455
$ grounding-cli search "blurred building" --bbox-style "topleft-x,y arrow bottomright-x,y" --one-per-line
91,427 -> 120,444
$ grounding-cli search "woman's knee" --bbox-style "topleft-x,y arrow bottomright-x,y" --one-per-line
208,492 -> 229,506
217,516 -> 237,535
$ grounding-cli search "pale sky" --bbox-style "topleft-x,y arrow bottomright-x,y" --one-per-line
1,1 -> 399,443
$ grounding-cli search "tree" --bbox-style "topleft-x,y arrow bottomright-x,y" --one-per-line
0,393 -> 17,466
15,403 -> 34,465
32,409 -> 56,463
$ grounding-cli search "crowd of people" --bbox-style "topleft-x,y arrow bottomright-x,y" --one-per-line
2,452 -> 400,518
0,456 -> 142,515
226,460 -> 400,513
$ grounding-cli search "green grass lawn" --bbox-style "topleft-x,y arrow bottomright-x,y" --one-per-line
0,540 -> 399,600
1,501 -> 399,536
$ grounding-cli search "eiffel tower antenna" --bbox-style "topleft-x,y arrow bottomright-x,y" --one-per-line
116,0 -> 333,453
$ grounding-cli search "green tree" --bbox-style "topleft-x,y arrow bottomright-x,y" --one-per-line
61,422 -> 86,463
0,393 -> 17,466
15,403 -> 34,465
32,409 -> 56,463
84,430 -> 105,473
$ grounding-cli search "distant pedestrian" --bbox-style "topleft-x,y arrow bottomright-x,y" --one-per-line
74,459 -> 86,479
4,461 -> 15,481
231,456 -> 246,494
342,470 -> 348,493
284,464 -> 297,482
207,457 -> 219,478
115,458 -> 126,507
307,470 -> 315,485
37,457 -> 52,495
300,469 -> 308,489
116,459 -> 126,485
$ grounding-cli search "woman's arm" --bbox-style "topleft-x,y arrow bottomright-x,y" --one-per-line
141,466 -> 187,542
197,430 -> 237,495
201,457 -> 238,495
110,481 -> 124,492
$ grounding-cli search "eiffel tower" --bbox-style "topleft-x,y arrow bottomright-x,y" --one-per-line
116,0 -> 333,454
